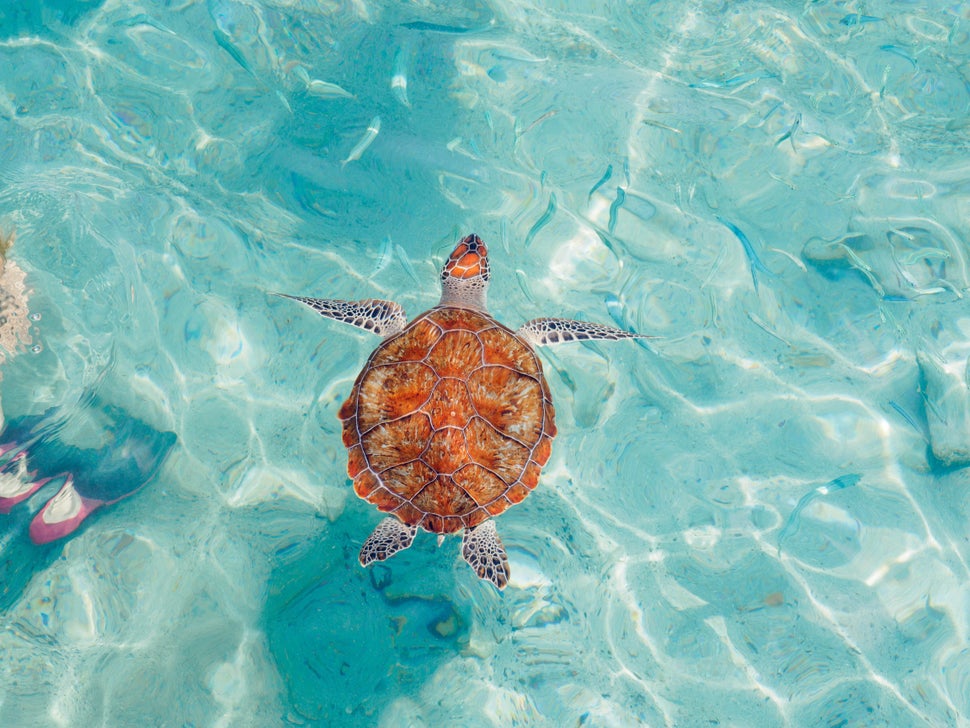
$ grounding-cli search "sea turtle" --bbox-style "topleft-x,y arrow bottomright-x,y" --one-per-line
280,234 -> 643,588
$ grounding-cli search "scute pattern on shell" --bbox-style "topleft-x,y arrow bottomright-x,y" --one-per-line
340,306 -> 556,534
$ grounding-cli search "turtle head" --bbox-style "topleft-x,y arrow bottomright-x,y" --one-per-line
438,234 -> 490,310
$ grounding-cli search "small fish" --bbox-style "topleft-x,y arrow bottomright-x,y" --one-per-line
840,14 -> 882,26
342,116 -> 381,167
747,312 -> 792,347
524,193 -> 557,248
702,246 -> 727,288
391,44 -> 411,108
500,218 -> 510,256
879,44 -> 918,70
518,109 -> 558,138
716,216 -> 773,290
395,243 -> 420,284
371,236 -> 394,277
888,400 -> 923,436
400,20 -> 487,33
641,118 -> 682,134
837,242 -> 885,296
213,28 -> 252,75
307,80 -> 354,99
484,110 -> 495,134
690,72 -> 777,89
608,187 -> 626,235
755,101 -> 784,129
767,247 -> 807,272
514,269 -> 538,306
466,137 -> 483,158
892,245 -> 950,266
768,172 -> 796,190
494,49 -> 548,64
775,112 -> 801,152
587,164 -> 612,202
778,474 -> 861,555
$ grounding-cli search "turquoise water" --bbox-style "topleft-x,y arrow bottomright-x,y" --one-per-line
1,0 -> 969,725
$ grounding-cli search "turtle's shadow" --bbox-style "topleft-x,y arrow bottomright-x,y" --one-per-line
261,504 -> 477,723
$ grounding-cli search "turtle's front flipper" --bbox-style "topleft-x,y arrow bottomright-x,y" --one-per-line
275,294 -> 407,337
517,317 -> 647,347
462,520 -> 510,589
359,517 -> 417,566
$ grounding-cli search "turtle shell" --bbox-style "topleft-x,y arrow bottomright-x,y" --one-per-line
338,306 -> 556,534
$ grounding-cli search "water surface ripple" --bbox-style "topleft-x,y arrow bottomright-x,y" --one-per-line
0,1 -> 968,726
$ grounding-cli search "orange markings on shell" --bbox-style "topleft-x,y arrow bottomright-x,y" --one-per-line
353,470 -> 380,499
342,307 -> 557,533
413,476 -> 477,520
438,516 -> 465,533
357,362 -> 436,432
380,460 -> 437,499
485,499 -> 510,516
520,461 -> 542,490
426,378 -> 474,429
479,327 -> 540,376
342,417 -> 358,448
467,366 -> 545,447
426,330 -> 483,378
423,428 -> 469,475
420,514 -> 444,533
360,412 -> 432,471
465,417 -> 530,484
347,445 -> 366,478
533,437 -> 552,467
429,307 -> 492,332
543,400 -> 557,438
370,318 -> 441,366
338,396 -> 356,421
454,464 -> 512,506
463,508 -> 490,528
505,484 -> 531,504
392,501 -> 424,525
370,486 -> 403,512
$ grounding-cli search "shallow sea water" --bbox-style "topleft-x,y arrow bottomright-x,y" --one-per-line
0,0 -> 969,725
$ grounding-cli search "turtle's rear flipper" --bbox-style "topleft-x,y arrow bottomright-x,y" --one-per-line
462,520 -> 510,590
359,517 -> 417,566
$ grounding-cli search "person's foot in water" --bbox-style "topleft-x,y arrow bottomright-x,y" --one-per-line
0,400 -> 176,544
